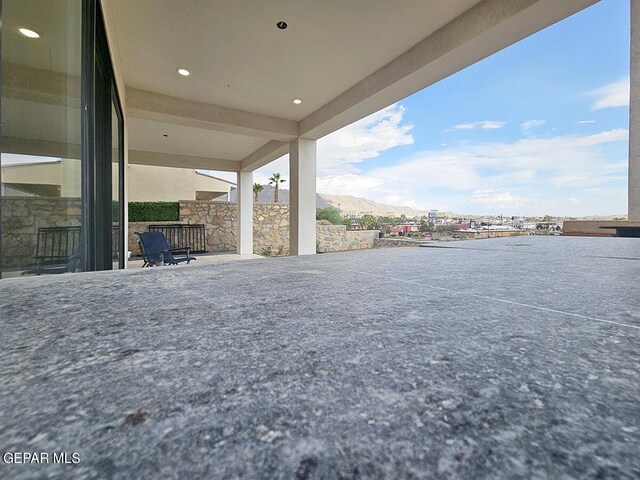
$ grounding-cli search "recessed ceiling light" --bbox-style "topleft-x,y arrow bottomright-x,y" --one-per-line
177,68 -> 190,76
19,28 -> 40,38
293,98 -> 302,105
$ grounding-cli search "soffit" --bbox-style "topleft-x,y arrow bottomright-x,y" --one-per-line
128,118 -> 268,160
111,0 -> 482,120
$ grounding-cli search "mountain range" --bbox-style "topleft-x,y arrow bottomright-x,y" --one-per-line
227,185 -> 434,217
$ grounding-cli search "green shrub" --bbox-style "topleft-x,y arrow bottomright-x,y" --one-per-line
316,207 -> 343,225
128,202 -> 180,222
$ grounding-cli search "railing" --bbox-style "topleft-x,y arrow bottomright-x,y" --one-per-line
148,224 -> 207,253
26,226 -> 82,274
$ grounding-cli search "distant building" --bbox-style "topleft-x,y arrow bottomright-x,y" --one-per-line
1,159 -> 235,202
391,224 -> 420,234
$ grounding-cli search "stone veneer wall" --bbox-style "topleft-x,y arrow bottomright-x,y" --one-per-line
2,197 -> 392,270
128,201 -> 379,256
1,197 -> 82,269
316,224 -> 377,253
128,201 -> 290,256
373,237 -> 422,248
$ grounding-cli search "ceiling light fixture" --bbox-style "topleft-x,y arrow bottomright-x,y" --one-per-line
293,98 -> 302,105
19,28 -> 40,38
177,68 -> 190,76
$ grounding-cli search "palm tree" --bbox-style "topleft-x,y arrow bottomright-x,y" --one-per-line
268,173 -> 286,203
253,183 -> 264,203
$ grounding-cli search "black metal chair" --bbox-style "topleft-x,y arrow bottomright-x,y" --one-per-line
135,231 -> 196,267
23,226 -> 82,275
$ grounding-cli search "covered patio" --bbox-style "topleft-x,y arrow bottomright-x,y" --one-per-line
2,1 -> 640,478
1,236 -> 639,478
102,0 -> 640,257
2,0 -> 639,272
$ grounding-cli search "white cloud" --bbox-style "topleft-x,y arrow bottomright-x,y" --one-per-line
578,120 -> 596,124
469,188 -> 532,209
203,107 -> 628,216
452,120 -> 506,130
251,103 -> 414,184
590,78 -> 630,110
310,128 -> 628,215
254,155 -> 291,185
317,104 -> 413,175
317,174 -> 385,198
521,119 -> 546,130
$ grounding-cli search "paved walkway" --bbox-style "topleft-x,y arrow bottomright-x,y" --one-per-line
1,236 -> 639,479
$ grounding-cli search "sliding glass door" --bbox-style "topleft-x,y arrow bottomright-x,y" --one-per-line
0,0 -> 124,278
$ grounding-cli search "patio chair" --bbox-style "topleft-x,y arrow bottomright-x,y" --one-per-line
22,226 -> 82,275
135,231 -> 196,267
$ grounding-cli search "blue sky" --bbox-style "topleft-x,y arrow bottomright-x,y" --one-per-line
249,0 -> 631,216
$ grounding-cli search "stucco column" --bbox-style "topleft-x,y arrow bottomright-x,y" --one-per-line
630,0 -> 640,221
237,171 -> 253,255
289,138 -> 317,255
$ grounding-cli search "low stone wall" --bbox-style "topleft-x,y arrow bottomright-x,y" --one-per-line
317,225 -> 378,253
128,202 -> 381,256
128,202 -> 290,256
2,197 -> 391,269
562,220 -> 639,237
1,197 -> 82,269
374,238 -> 422,248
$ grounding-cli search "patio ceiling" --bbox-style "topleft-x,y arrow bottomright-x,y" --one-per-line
2,0 -> 600,171
105,0 -> 599,171
111,0 -> 486,121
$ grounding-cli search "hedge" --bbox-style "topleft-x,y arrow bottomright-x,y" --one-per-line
128,202 -> 180,222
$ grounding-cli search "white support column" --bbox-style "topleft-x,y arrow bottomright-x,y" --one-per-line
630,0 -> 640,221
289,138 -> 317,255
237,171 -> 253,255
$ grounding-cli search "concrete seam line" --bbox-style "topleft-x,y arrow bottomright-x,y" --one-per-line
348,269 -> 640,332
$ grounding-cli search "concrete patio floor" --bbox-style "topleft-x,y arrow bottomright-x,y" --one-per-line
1,236 -> 639,479
126,251 -> 263,268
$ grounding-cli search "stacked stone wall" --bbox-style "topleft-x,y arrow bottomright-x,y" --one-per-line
316,224 -> 378,253
1,197 -> 82,269
128,201 -> 291,256
373,238 -> 422,248
3,198 -> 386,270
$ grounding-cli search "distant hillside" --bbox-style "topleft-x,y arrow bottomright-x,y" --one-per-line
318,193 -> 434,217
227,185 -> 444,217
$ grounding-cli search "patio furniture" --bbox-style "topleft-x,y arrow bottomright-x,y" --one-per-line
23,226 -> 82,275
135,231 -> 196,267
148,224 -> 207,254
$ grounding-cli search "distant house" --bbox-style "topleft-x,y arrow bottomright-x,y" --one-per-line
1,158 -> 235,202
391,224 -> 420,234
